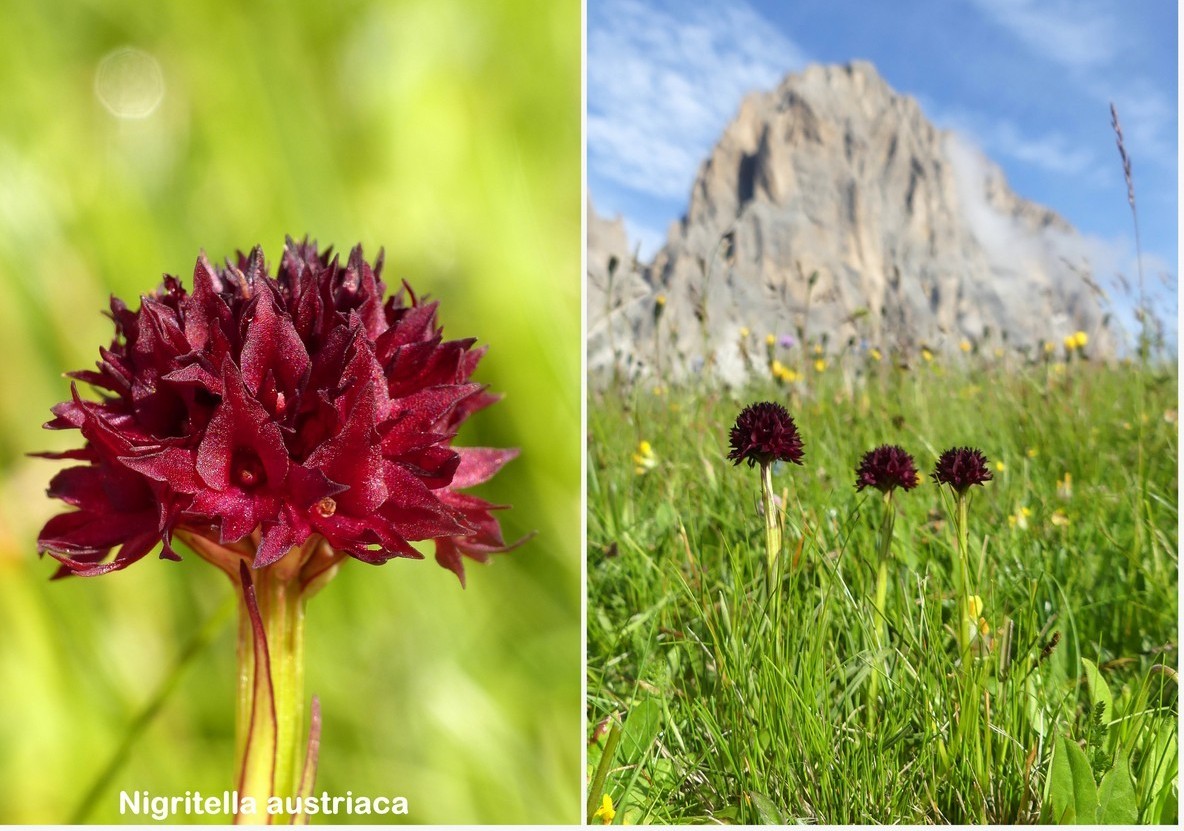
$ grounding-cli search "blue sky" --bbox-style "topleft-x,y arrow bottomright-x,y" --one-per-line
588,0 -> 1178,341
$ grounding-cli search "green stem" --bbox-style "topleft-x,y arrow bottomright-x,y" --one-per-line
586,719 -> 622,824
760,461 -> 781,597
952,490 -> 984,800
954,492 -> 971,664
235,564 -> 307,824
866,489 -> 895,730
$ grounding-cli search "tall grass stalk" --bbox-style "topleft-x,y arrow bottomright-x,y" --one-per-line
1109,103 -> 1162,618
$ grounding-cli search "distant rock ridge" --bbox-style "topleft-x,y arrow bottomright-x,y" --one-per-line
588,60 -> 1113,383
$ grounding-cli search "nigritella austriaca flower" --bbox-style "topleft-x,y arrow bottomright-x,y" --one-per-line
37,238 -> 522,822
854,444 -> 919,729
727,401 -> 804,596
930,445 -> 992,763
931,446 -> 992,662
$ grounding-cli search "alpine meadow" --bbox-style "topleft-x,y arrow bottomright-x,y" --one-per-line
587,347 -> 1177,823
586,42 -> 1178,826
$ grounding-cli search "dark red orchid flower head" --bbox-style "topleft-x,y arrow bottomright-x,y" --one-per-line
37,238 -> 521,586
931,446 -> 993,495
855,444 -> 919,493
727,401 -> 804,468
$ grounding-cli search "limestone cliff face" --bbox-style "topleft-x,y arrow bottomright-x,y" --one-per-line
587,198 -> 653,380
589,61 -> 1111,383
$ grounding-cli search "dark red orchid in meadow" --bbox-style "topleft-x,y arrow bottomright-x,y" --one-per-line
37,238 -> 520,586
931,446 -> 993,495
727,401 -> 804,469
855,444 -> 919,493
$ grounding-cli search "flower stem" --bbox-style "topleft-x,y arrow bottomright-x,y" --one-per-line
586,718 -> 622,824
760,461 -> 782,598
235,562 -> 307,824
951,490 -> 983,790
955,493 -> 972,664
866,489 -> 895,730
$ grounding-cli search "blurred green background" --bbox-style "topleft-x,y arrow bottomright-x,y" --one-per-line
0,0 -> 579,824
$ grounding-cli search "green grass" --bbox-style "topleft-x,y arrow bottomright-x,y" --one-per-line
587,355 -> 1177,824
0,0 -> 579,823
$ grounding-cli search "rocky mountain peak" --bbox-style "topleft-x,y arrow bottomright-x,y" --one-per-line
589,61 -> 1110,384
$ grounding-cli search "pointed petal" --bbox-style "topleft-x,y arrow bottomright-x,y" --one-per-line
240,293 -> 310,397
254,515 -> 303,568
433,538 -> 467,588
379,463 -> 471,539
451,447 -> 519,489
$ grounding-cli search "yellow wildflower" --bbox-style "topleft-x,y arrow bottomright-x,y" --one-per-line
739,326 -> 750,339
1010,505 -> 1032,530
632,441 -> 657,475
592,794 -> 616,825
765,334 -> 776,346
921,348 -> 933,363
1043,341 -> 1055,354
1026,447 -> 1038,458
959,340 -> 971,353
814,358 -> 827,373
1073,330 -> 1088,349
655,294 -> 666,307
1056,471 -> 1072,499
652,386 -> 665,397
770,361 -> 798,383
993,460 -> 1006,473
967,595 -> 990,639
1050,509 -> 1070,527
869,347 -> 882,362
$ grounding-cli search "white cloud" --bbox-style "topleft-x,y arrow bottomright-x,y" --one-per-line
945,132 -> 1052,270
924,102 -> 1099,179
588,0 -> 808,200
965,0 -> 1121,73
990,122 -> 1095,176
945,130 -> 1130,278
966,0 -> 1175,172
946,130 -> 1176,350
